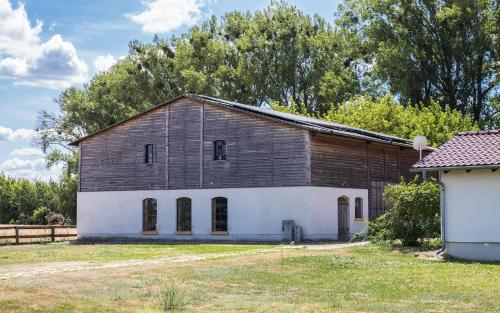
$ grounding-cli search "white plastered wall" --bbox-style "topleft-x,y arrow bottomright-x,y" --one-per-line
442,169 -> 500,243
77,186 -> 368,241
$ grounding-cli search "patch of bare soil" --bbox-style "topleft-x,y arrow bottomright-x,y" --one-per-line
284,241 -> 369,250
413,249 -> 444,260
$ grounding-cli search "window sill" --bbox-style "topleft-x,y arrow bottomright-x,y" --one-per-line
210,231 -> 229,236
354,218 -> 366,222
141,231 -> 158,235
175,231 -> 192,235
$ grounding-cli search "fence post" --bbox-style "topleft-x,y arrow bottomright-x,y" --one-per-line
14,226 -> 19,244
50,226 -> 55,242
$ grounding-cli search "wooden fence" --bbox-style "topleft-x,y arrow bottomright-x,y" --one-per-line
0,225 -> 77,245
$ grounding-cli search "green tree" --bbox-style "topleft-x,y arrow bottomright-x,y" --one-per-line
0,174 -> 15,223
0,173 -> 71,225
338,0 -> 499,122
324,94 -> 477,146
56,172 -> 77,224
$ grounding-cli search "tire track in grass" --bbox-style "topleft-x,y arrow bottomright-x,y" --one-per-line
0,248 -> 278,280
0,242 -> 366,280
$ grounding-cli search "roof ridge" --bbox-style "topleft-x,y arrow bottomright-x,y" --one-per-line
413,128 -> 500,170
457,130 -> 500,135
187,94 -> 415,145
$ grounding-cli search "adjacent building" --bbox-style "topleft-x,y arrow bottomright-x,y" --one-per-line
413,131 -> 500,261
72,94 -> 426,241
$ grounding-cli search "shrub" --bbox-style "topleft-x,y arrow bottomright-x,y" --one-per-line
367,179 -> 440,246
46,212 -> 67,225
160,283 -> 188,311
32,206 -> 52,224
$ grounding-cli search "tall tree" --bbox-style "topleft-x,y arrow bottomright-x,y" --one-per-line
171,1 -> 361,112
338,0 -> 499,122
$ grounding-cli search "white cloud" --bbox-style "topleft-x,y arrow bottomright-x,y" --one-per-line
127,0 -> 211,33
0,126 -> 36,141
9,147 -> 44,157
0,1 -> 41,57
0,0 -> 87,89
0,157 -> 61,181
93,54 -> 117,73
0,157 -> 45,171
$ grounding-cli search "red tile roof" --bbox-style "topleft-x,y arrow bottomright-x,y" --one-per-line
412,130 -> 500,170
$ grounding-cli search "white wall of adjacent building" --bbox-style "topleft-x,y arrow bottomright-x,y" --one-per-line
442,169 -> 500,260
77,186 -> 368,241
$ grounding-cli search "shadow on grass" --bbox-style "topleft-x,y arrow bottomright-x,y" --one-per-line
385,243 -> 500,265
441,254 -> 500,265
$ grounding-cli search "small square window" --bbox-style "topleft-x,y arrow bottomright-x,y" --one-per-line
144,144 -> 154,164
214,140 -> 227,160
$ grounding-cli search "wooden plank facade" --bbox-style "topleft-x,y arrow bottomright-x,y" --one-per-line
80,106 -> 167,191
80,97 -> 310,192
78,96 -> 425,219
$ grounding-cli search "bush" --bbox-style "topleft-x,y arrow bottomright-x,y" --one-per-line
46,212 -> 67,225
32,206 -> 52,224
367,179 -> 440,246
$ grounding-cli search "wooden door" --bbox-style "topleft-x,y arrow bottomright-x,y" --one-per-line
369,181 -> 389,220
337,197 -> 349,239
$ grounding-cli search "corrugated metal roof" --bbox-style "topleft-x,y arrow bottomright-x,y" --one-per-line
70,94 -> 423,148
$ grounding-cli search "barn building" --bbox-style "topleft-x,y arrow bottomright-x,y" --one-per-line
71,95 -> 427,241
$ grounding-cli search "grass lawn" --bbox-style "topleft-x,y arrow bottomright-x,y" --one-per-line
1,243 -> 500,312
0,242 -> 270,266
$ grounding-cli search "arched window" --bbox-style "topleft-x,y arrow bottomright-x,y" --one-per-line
142,198 -> 157,232
211,197 -> 228,232
355,197 -> 363,219
176,197 -> 192,232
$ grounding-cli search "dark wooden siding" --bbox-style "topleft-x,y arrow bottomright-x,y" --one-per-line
310,134 -> 368,188
79,98 -> 309,191
167,99 -> 203,189
310,134 -> 422,188
201,103 -> 309,188
80,107 -> 167,192
367,143 -> 385,183
385,146 -> 399,182
399,148 -> 423,181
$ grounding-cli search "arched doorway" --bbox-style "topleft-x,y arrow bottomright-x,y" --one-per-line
338,196 -> 350,239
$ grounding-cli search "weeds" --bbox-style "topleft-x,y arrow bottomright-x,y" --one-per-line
159,282 -> 188,311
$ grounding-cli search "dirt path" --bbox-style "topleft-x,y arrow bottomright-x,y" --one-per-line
0,242 -> 366,280
285,241 -> 368,250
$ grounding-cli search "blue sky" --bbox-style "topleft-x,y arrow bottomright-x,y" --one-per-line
0,0 -> 341,180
